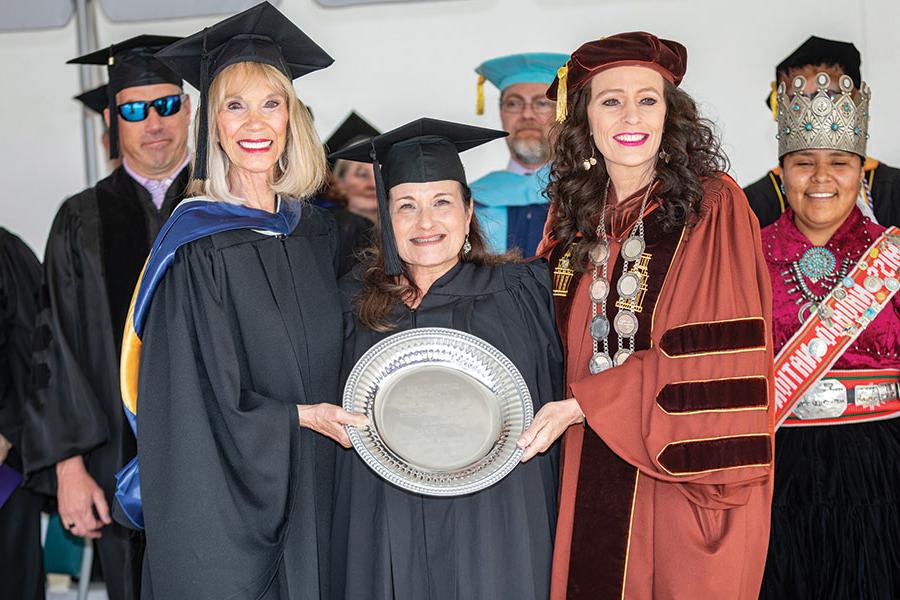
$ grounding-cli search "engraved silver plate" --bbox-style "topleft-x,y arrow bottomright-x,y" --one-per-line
590,315 -> 610,340
614,310 -> 638,337
613,348 -> 632,366
886,278 -> 900,292
590,279 -> 610,302
793,379 -> 848,420
832,287 -> 848,300
589,352 -> 613,374
854,382 -> 898,408
617,272 -> 640,299
590,242 -> 609,264
621,236 -> 645,262
343,328 -> 533,496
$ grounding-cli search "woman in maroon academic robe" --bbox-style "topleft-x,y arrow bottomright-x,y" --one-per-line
516,32 -> 776,600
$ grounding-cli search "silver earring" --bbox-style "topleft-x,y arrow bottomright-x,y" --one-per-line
278,154 -> 288,172
463,234 -> 472,256
582,139 -> 598,171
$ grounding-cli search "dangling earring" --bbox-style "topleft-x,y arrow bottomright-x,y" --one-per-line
463,234 -> 472,256
658,148 -> 671,164
582,142 -> 598,171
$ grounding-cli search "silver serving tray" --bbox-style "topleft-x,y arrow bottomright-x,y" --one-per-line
343,327 -> 533,496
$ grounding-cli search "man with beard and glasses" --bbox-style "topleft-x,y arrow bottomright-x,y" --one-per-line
471,52 -> 568,256
21,35 -> 190,600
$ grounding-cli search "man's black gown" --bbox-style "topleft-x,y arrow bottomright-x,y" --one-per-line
136,203 -> 343,600
744,160 -> 900,227
0,228 -> 44,600
331,260 -> 563,600
21,165 -> 188,599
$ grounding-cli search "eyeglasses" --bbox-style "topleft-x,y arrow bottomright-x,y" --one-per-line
117,94 -> 185,122
500,96 -> 556,116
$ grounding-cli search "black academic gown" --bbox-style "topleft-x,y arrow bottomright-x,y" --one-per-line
331,260 -> 563,600
21,164 -> 188,600
312,198 -> 374,277
0,229 -> 44,600
744,160 -> 900,227
137,203 -> 343,600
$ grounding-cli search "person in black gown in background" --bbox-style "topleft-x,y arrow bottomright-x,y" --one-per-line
330,118 -> 563,600
21,33 -> 191,600
0,229 -> 44,600
124,3 -> 366,598
318,111 -> 380,276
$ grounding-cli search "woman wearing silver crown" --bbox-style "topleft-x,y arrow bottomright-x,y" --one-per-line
759,72 -> 900,598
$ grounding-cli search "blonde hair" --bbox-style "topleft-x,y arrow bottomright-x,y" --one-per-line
186,61 -> 326,204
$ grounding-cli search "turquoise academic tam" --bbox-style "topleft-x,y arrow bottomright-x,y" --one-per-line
476,52 -> 570,91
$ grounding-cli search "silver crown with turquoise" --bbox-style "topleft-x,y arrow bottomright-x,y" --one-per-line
776,71 -> 870,158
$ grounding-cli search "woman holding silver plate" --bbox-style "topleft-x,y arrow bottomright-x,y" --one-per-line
758,68 -> 900,598
517,33 -> 776,599
329,118 -> 563,600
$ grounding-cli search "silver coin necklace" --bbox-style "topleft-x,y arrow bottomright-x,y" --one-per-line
589,179 -> 654,374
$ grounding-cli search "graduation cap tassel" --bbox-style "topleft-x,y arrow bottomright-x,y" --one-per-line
372,146 -> 403,277
476,74 -> 486,115
555,65 -> 568,123
769,80 -> 779,122
195,28 -> 211,181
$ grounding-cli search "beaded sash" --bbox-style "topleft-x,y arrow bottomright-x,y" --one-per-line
774,227 -> 900,428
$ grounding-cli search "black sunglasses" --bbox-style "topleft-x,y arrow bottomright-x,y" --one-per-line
117,94 -> 185,122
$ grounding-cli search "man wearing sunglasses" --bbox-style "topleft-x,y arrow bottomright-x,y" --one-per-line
470,52 -> 568,256
21,35 -> 190,600
744,35 -> 900,228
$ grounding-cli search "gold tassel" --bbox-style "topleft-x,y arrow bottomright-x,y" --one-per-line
555,65 -> 568,122
476,74 -> 486,115
769,80 -> 778,121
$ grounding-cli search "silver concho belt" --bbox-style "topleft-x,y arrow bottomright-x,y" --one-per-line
794,379 -> 900,420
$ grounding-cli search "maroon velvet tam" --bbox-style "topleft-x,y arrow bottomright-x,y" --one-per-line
547,31 -> 688,104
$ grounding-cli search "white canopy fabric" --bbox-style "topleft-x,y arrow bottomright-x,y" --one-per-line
315,0 -> 451,5
95,0 -> 272,22
0,1 -> 74,31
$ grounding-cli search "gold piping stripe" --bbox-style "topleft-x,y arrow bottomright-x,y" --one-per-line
655,433 -> 772,477
649,225 -> 687,348
659,346 -> 767,359
620,469 -> 640,600
659,316 -> 767,359
655,376 -> 770,415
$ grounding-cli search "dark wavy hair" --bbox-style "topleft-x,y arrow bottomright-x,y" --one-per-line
355,184 -> 516,332
547,79 -> 729,271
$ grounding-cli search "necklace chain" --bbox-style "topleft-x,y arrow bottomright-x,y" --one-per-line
588,179 -> 655,374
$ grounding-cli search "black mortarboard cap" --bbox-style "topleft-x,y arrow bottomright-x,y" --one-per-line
329,118 -> 507,276
154,1 -> 333,180
74,85 -> 110,116
324,111 -> 381,162
765,36 -> 862,111
69,35 -> 183,160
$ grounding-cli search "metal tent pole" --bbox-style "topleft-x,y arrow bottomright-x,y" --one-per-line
74,0 -> 99,186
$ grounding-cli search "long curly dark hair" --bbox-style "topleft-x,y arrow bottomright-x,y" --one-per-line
547,80 -> 729,271
355,184 -> 515,332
